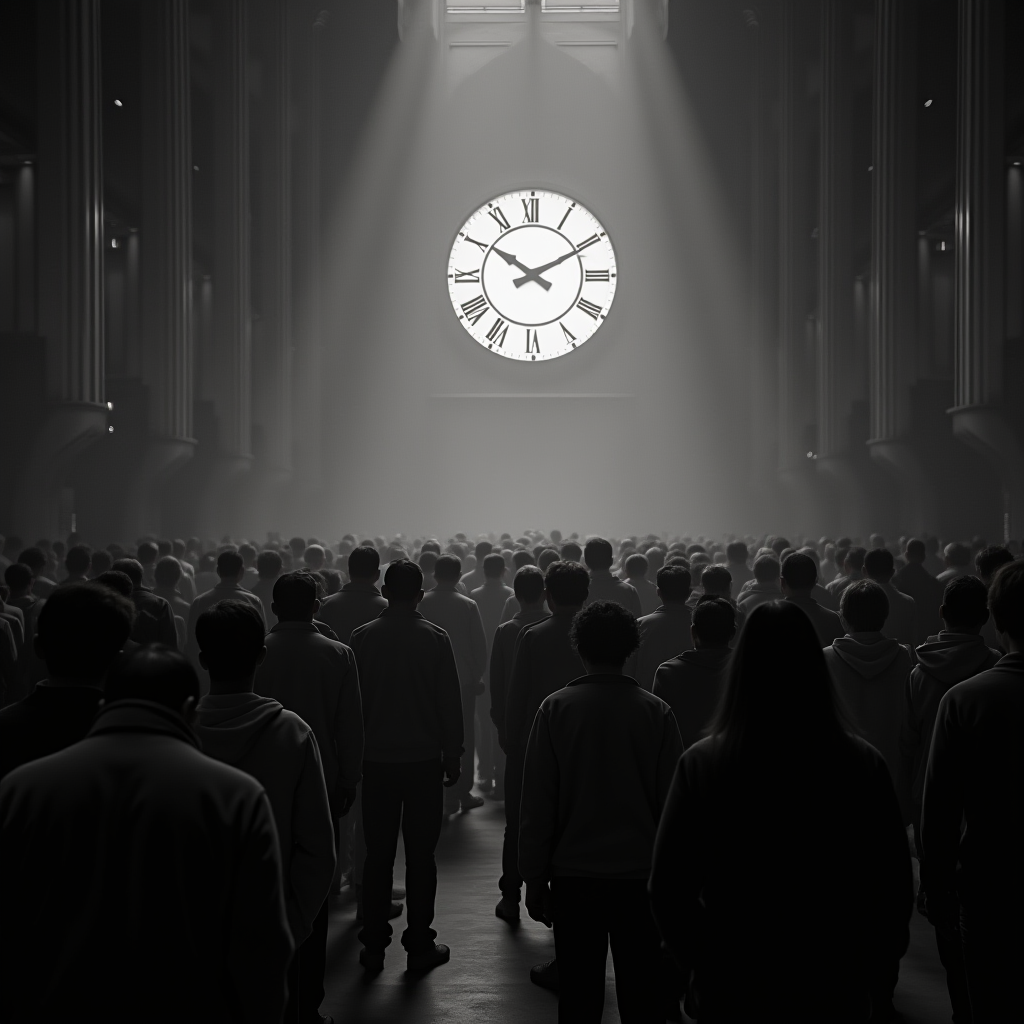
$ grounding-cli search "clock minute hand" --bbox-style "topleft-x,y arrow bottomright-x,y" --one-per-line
512,247 -> 579,288
491,246 -> 552,291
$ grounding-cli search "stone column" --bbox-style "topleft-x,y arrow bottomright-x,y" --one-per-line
949,0 -> 1022,541
16,0 -> 108,538
122,0 -> 196,539
868,0 -> 937,535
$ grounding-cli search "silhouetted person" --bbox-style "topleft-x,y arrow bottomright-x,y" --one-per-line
112,556 -> 178,649
725,541 -> 753,597
581,538 -> 641,616
417,550 -> 439,592
736,552 -> 781,614
89,547 -> 113,579
460,540 -> 493,592
136,540 -> 159,588
974,545 -> 1014,652
0,583 -> 26,676
653,596 -> 736,749
61,544 -> 91,585
936,542 -> 973,584
781,552 -> 844,646
828,545 -> 868,599
420,554 -> 488,814
650,601 -> 911,1023
921,559 -> 1024,1024
252,548 -> 285,627
561,540 -> 583,563
153,555 -> 191,648
317,545 -> 388,645
5,564 -> 45,693
865,548 -> 916,647
196,601 -> 336,1024
627,564 -> 695,692
0,645 -> 293,1022
622,552 -> 660,615
520,601 -> 682,1023
18,546 -> 56,598
348,559 -> 463,973
892,539 -> 945,645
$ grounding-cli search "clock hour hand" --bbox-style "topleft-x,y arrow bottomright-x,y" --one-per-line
491,246 -> 552,290
512,247 -> 579,288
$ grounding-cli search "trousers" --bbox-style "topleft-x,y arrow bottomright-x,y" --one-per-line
284,897 -> 329,1024
961,908 -> 1024,1023
499,750 -> 525,899
452,687 -> 476,801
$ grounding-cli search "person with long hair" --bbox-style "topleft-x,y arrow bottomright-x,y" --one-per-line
649,601 -> 912,1023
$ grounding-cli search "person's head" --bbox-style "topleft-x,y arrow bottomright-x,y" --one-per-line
864,548 -> 895,583
256,549 -> 283,581
904,538 -> 926,564
570,601 -> 640,672
111,557 -> 144,589
17,547 -> 46,578
550,529 -> 563,545
780,552 -> 817,594
64,544 -> 92,577
583,538 -> 614,572
35,582 -> 134,682
154,556 -> 183,589
288,536 -> 306,559
136,541 -> 158,567
686,543 -> 706,557
645,547 -> 665,572
769,537 -> 790,558
434,553 -> 462,583
513,564 -> 546,606
624,553 -> 649,581
483,552 -> 507,580
303,545 -> 325,571
347,545 -> 380,582
940,575 -> 990,634
87,548 -> 111,577
157,539 -> 172,558
710,601 -> 846,755
95,570 -> 135,597
512,549 -> 535,570
943,542 -> 971,569
560,541 -> 583,563
869,533 -> 885,550
474,541 -> 493,562
752,553 -> 781,584
988,560 -> 1024,647
975,545 -> 1013,585
691,596 -> 736,649
421,540 -> 441,556
216,550 -> 245,582
843,546 -> 866,574
382,558 -> 424,605
656,564 -> 692,604
700,565 -> 732,599
196,600 -> 267,688
271,571 -> 320,622
417,550 -> 438,576
544,561 -> 590,609
840,579 -> 889,633
538,548 -> 561,572
104,646 -> 200,718
726,541 -> 749,565
238,542 -> 257,568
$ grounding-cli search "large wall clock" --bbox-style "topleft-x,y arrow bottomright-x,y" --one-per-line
447,189 -> 617,362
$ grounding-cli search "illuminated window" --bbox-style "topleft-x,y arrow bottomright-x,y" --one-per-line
541,1 -> 620,11
446,1 -> 525,12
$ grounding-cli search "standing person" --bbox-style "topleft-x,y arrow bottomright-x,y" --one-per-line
460,541 -> 493,592
318,546 -> 388,645
627,564 -> 694,692
781,552 -> 845,647
251,549 -> 285,628
420,554 -> 488,814
17,547 -> 57,598
582,538 -> 642,616
828,546 -> 868,600
650,602 -> 912,1023
0,646 -> 293,1023
348,559 -> 464,973
736,553 -> 782,615
196,601 -> 337,1024
111,557 -> 178,649
519,602 -> 682,1023
725,541 -> 754,597
892,539 -> 946,645
865,549 -> 917,647
974,545 -> 1014,652
922,560 -> 1024,1024
622,553 -> 660,615
61,544 -> 91,585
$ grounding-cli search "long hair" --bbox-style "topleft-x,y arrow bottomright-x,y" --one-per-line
708,601 -> 847,759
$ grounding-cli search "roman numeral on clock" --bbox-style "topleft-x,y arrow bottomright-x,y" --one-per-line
526,329 -> 540,354
464,235 -> 489,254
560,322 -> 577,343
575,234 -> 600,253
585,269 -> 610,282
488,206 -> 511,232
461,295 -> 489,326
521,197 -> 539,223
577,298 -> 602,319
454,267 -> 480,283
486,317 -> 509,348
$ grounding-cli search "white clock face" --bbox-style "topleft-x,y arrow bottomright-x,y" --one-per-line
447,189 -> 617,362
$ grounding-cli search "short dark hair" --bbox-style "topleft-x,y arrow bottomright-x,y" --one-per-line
90,549 -> 112,575
512,550 -> 535,569
700,565 -> 732,597
217,550 -> 244,578
692,596 -> 737,647
272,571 -> 318,619
348,546 -> 380,579
238,543 -> 257,564
421,540 -> 441,556
941,575 -> 990,630
975,545 -> 1013,582
4,563 -> 32,591
95,570 -> 135,597
483,552 -> 507,579
583,538 -> 614,571
840,579 -> 889,632
434,554 -> 462,582
538,549 -> 560,571
943,542 -> 971,568
383,559 -> 423,600
111,557 -> 143,588
545,561 -> 590,606
105,646 -> 200,709
781,552 -> 817,590
753,553 -> 781,583
570,601 -> 640,667
513,565 -> 545,603
844,547 -> 867,572
256,549 -> 283,580
864,548 -> 895,581
624,553 -> 648,578
656,564 -> 692,602
418,551 -> 438,573
154,556 -> 182,588
905,538 -> 926,562
726,541 -> 748,563
474,541 -> 493,561
136,541 -> 158,566
196,601 -> 266,679
65,544 -> 91,575
988,559 -> 1024,643
18,547 -> 46,573
36,582 -> 133,678
304,545 -> 325,569
560,541 -> 583,563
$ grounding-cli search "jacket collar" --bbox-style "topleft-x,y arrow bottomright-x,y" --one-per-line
214,580 -> 246,591
380,605 -> 423,618
342,580 -> 381,595
567,672 -> 639,687
89,698 -> 199,748
270,620 -> 319,633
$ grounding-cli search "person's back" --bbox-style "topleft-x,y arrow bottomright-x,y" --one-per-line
0,647 -> 293,1023
622,552 -> 660,615
627,564 -> 695,691
781,552 -> 845,647
650,602 -> 911,1023
864,549 -> 916,647
975,545 -> 1015,652
736,552 -> 782,613
891,539 -> 945,644
317,546 -> 387,644
419,559 -> 488,691
152,556 -> 191,620
250,548 -> 283,628
112,557 -> 178,649
653,598 -> 735,748
828,546 -> 867,599
582,537 -> 642,616
470,553 -> 514,647
936,542 -> 972,584
459,541 -> 492,594
726,541 -> 754,598
823,580 -> 912,803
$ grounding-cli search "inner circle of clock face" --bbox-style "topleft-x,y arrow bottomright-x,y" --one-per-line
448,189 -> 617,362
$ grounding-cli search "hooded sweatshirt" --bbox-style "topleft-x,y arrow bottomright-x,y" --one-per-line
196,692 -> 336,944
900,632 -> 1000,813
824,633 -> 912,810
653,647 -> 732,748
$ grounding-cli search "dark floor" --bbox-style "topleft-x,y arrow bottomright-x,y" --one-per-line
322,793 -> 953,1024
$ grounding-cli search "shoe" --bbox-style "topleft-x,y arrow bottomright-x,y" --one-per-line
407,942 -> 451,972
359,949 -> 385,972
356,900 -> 404,922
495,897 -> 520,923
530,959 -> 559,993
461,794 -> 485,811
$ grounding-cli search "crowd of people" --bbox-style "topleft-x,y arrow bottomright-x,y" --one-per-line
0,526 -> 1020,1024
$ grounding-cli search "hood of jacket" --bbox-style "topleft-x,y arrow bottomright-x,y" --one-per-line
679,647 -> 732,672
915,632 -> 999,684
195,692 -> 284,764
830,633 -> 905,679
